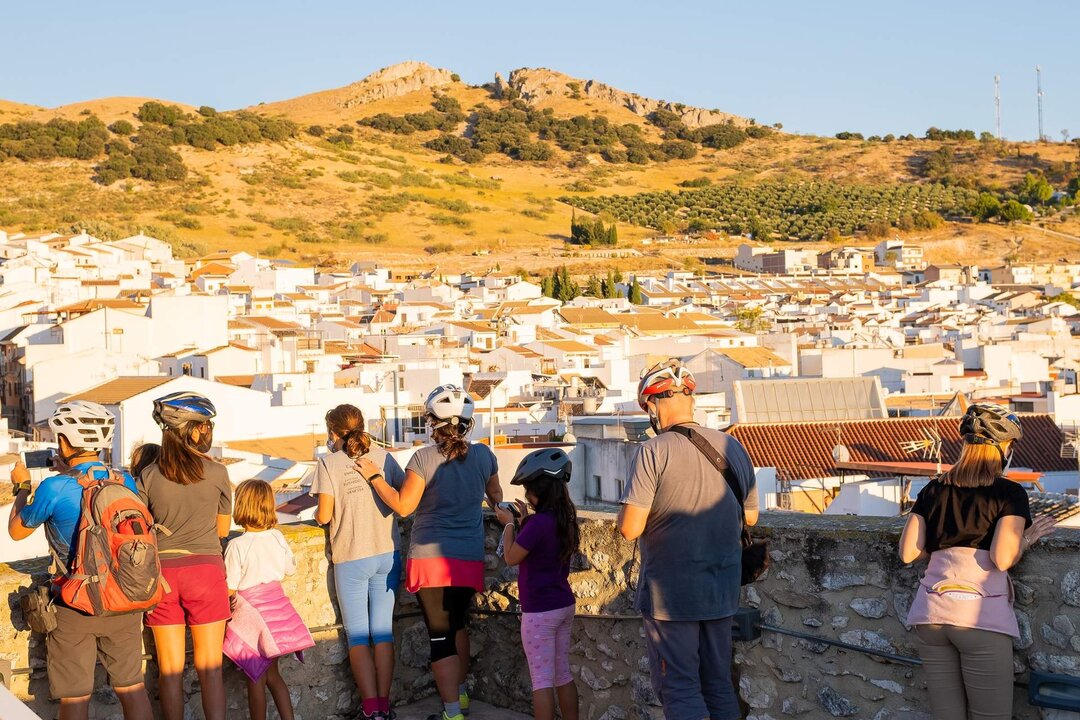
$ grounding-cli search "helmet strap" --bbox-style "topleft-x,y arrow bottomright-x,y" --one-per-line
58,442 -> 97,468
646,402 -> 661,434
998,443 -> 1014,473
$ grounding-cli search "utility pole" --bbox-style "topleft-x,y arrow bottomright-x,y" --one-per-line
1036,65 -> 1045,142
994,74 -> 1002,140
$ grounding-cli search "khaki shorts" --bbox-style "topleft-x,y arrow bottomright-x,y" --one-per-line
46,605 -> 145,699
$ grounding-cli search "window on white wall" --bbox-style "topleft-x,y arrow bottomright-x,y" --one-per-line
592,475 -> 602,499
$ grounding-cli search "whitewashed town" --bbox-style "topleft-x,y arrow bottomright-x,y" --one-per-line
1,223 -> 1080,720
1,228 -> 1077,541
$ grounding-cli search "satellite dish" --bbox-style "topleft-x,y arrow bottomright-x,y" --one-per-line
832,444 -> 851,463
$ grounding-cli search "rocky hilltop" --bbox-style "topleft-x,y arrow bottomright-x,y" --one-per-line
336,61 -> 455,109
498,67 -> 749,129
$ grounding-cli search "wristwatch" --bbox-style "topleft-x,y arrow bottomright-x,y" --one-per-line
14,481 -> 31,495
365,472 -> 384,485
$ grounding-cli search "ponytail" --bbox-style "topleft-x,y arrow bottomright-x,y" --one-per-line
430,418 -> 470,461
325,404 -> 371,459
343,426 -> 372,458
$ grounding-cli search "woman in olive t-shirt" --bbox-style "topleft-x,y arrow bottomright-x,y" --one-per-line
138,392 -> 233,720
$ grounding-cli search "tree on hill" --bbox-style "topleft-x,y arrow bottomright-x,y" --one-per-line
540,266 -> 580,302
735,306 -> 771,334
570,211 -> 617,245
108,120 -> 134,136
1019,172 -> 1054,205
972,193 -> 1001,220
137,102 -> 186,126
586,275 -> 603,298
1000,200 -> 1033,222
628,278 -> 643,305
602,269 -> 621,299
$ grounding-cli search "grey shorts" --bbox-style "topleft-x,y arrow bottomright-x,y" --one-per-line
643,614 -> 740,720
46,605 -> 145,699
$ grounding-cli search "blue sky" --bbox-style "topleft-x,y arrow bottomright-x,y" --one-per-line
5,0 -> 1078,140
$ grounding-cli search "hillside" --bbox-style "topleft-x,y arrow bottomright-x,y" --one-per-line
1,62 -> 1078,275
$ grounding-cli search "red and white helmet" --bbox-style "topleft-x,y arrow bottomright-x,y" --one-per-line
637,359 -> 696,411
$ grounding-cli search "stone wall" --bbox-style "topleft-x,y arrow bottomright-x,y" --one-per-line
2,513 -> 1079,719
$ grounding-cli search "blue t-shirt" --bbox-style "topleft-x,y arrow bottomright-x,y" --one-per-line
405,443 -> 497,562
20,461 -> 137,564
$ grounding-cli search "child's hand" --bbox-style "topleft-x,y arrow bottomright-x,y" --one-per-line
515,499 -> 530,519
494,504 -> 515,526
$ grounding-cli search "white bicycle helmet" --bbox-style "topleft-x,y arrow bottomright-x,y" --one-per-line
425,384 -> 475,429
50,401 -> 115,449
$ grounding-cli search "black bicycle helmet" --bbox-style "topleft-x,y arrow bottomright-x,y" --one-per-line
511,448 -> 572,486
152,391 -> 217,431
959,403 -> 1022,446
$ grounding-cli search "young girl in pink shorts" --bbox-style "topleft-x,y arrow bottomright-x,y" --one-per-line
495,448 -> 580,720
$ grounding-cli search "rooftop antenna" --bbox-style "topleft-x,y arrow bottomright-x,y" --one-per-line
1036,65 -> 1045,142
994,74 -> 1002,140
900,427 -> 944,474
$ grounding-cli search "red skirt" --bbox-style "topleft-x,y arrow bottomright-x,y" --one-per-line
405,557 -> 484,593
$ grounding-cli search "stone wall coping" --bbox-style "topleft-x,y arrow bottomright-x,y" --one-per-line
4,510 -> 1078,580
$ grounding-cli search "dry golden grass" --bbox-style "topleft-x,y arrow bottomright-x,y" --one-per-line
3,65 -> 1079,275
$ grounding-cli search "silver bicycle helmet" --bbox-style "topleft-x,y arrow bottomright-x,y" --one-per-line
152,391 -> 217,431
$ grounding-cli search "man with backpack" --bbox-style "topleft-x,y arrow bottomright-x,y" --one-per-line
7,401 -> 153,720
618,359 -> 759,720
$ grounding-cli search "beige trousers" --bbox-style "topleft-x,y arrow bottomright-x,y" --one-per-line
914,624 -> 1015,720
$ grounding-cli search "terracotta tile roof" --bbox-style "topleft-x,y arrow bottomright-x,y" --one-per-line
190,262 -> 236,279
226,435 -> 319,463
539,340 -> 597,354
466,378 -> 503,400
505,345 -> 543,359
727,415 -> 1074,479
557,308 -> 620,326
449,321 -> 496,333
63,376 -> 175,404
55,299 -> 143,313
1027,493 -> 1080,523
217,375 -> 256,388
712,347 -> 790,368
238,316 -> 303,332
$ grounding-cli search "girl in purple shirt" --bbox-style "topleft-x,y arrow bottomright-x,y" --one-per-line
495,449 -> 580,720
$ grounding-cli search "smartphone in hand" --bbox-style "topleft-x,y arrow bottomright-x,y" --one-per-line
498,501 -> 521,518
22,450 -> 54,469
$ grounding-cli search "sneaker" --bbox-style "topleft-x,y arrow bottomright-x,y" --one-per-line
357,712 -> 386,720
425,714 -> 464,720
460,692 -> 470,716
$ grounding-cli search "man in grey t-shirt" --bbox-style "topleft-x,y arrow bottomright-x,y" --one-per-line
618,359 -> 758,720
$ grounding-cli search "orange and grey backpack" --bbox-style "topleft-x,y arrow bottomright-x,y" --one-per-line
51,464 -> 167,616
